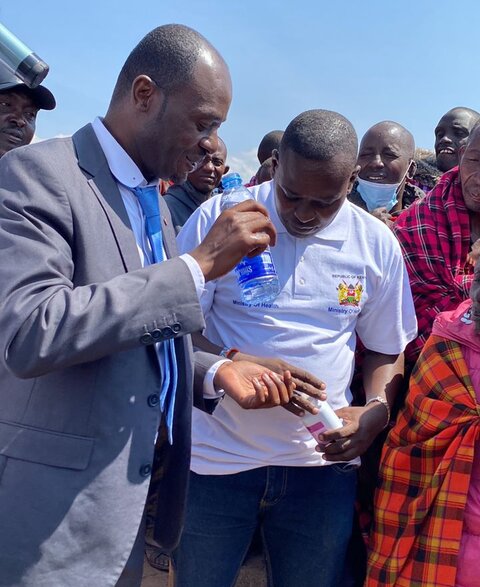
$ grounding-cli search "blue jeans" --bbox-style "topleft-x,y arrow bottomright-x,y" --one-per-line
171,465 -> 357,587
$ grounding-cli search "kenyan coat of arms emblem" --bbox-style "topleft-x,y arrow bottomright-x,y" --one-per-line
337,280 -> 363,307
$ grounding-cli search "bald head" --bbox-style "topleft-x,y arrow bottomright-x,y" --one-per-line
215,136 -> 227,158
357,121 -> 415,184
361,121 -> 415,158
435,107 -> 480,172
443,107 -> 480,120
111,24 -> 226,103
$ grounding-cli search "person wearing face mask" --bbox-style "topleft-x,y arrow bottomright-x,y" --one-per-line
348,121 -> 425,226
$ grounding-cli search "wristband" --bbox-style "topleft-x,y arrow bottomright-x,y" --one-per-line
365,396 -> 391,429
219,347 -> 239,360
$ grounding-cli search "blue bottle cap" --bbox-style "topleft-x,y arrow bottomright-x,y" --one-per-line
221,172 -> 243,190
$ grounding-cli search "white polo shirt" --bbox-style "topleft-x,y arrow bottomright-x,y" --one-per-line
177,179 -> 417,474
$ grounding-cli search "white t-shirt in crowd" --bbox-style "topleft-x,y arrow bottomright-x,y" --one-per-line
177,179 -> 417,475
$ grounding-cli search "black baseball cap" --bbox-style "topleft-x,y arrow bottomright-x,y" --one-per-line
0,63 -> 55,110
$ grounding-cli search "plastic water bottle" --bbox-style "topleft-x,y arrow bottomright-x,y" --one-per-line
299,394 -> 343,442
220,173 -> 280,305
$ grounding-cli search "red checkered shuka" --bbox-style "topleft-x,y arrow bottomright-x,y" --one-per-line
393,167 -> 473,367
366,335 -> 479,587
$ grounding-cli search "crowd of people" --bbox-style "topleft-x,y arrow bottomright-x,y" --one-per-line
0,23 -> 479,587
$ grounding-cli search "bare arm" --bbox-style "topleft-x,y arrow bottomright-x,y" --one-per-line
321,350 -> 404,461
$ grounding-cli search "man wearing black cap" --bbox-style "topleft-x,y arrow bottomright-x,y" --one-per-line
0,63 -> 55,158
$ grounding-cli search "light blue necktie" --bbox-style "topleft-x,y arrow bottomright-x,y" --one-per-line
133,186 -> 178,444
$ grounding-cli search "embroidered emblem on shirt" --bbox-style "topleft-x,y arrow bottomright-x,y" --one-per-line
337,280 -> 363,307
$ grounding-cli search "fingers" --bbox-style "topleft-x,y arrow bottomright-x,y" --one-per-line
227,199 -> 270,218
286,366 -> 325,388
192,206 -> 277,281
248,370 -> 294,409
264,362 -> 327,400
238,217 -> 276,250
222,205 -> 277,248
283,370 -> 296,395
317,437 -> 359,462
283,391 -> 319,417
291,374 -> 327,400
252,376 -> 267,405
261,371 -> 292,405
321,437 -> 352,456
320,418 -> 355,443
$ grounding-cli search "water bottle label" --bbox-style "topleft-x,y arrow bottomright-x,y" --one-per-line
234,251 -> 277,285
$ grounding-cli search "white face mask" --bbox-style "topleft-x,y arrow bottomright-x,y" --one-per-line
356,177 -> 400,212
356,163 -> 413,213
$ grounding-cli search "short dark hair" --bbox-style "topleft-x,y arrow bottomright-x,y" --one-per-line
257,130 -> 284,163
112,24 -> 216,101
281,109 -> 358,164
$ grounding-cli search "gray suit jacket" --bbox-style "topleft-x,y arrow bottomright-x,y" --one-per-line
0,124 -> 216,586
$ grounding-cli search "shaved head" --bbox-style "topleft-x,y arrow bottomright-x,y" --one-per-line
360,121 -> 415,159
435,107 -> 480,172
357,120 -> 415,186
280,109 -> 358,170
257,130 -> 284,164
443,106 -> 480,120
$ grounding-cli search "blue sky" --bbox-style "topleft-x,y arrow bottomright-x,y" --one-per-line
2,1 -> 478,178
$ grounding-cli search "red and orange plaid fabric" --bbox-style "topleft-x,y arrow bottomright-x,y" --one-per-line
393,168 -> 473,368
366,335 -> 479,587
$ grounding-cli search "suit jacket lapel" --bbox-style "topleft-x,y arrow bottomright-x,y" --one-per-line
159,195 -> 178,260
72,124 -> 141,273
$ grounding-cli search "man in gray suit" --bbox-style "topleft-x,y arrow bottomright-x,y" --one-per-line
0,25 -> 292,587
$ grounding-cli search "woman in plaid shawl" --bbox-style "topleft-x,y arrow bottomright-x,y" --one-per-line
392,123 -> 480,371
366,264 -> 480,586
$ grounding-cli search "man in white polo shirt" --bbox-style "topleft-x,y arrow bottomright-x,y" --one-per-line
173,110 -> 417,587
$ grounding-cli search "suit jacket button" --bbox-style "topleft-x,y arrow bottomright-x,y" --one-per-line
140,464 -> 152,477
161,326 -> 174,338
151,329 -> 162,340
140,333 -> 153,345
148,393 -> 160,407
171,322 -> 181,333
